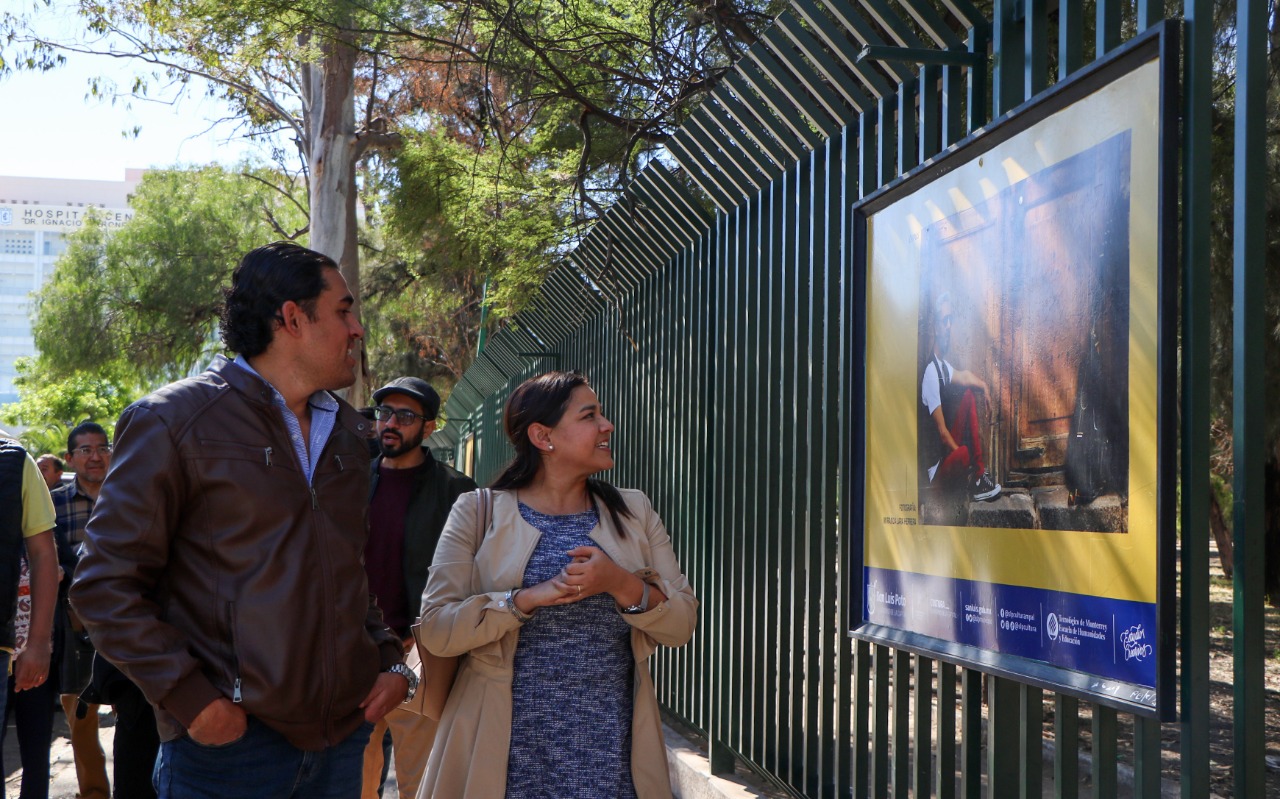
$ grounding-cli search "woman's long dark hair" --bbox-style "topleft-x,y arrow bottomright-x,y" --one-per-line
489,371 -> 634,535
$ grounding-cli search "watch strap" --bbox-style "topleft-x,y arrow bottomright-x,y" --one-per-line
622,581 -> 650,614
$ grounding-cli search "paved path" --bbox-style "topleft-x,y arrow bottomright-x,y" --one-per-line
3,708 -> 401,798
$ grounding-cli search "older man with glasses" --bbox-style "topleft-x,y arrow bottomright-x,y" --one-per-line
52,422 -> 161,799
51,422 -> 114,799
360,377 -> 476,799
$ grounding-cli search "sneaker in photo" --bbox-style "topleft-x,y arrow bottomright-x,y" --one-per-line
972,471 -> 1001,502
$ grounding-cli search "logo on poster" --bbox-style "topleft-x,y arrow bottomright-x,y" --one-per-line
1120,624 -> 1152,661
1047,612 -> 1059,641
0,207 -> 11,226
866,580 -> 878,616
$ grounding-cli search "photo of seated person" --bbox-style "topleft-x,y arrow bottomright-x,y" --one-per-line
920,291 -> 1001,503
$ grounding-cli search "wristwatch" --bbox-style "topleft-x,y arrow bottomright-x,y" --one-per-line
621,581 -> 650,615
386,663 -> 418,702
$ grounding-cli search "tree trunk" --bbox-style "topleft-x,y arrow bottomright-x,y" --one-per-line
302,28 -> 368,404
1266,453 -> 1280,606
1209,482 -> 1234,578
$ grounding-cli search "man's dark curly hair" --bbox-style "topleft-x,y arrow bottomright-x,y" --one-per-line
219,242 -> 337,357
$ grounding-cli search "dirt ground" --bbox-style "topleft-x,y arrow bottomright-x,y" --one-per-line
1199,569 -> 1280,797
1163,554 -> 1279,797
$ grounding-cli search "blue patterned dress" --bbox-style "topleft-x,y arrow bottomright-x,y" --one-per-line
505,503 -> 637,799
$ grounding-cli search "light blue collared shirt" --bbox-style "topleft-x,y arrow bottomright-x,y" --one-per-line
231,356 -> 338,486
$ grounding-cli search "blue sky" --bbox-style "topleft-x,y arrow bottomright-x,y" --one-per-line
0,2 -> 263,181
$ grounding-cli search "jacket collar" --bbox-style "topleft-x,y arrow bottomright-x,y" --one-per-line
209,354 -> 370,438
489,487 -> 637,570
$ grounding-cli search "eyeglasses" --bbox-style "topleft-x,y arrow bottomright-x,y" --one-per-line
71,445 -> 112,458
373,406 -> 428,426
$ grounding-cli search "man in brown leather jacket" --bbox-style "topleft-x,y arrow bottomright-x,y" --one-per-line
71,242 -> 412,799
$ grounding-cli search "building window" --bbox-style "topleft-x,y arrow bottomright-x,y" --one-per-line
1,232 -> 35,256
42,234 -> 67,258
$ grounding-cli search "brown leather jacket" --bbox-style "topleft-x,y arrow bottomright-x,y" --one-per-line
70,356 -> 403,751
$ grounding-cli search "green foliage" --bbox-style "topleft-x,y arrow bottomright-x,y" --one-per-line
33,165 -> 308,385
383,130 -> 568,313
0,357 -> 138,451
5,0 -> 778,400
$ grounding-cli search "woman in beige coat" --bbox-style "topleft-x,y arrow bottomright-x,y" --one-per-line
417,371 -> 698,798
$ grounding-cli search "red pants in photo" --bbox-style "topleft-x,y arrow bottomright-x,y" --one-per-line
934,388 -> 985,489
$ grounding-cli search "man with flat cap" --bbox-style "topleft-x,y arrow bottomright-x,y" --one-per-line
360,376 -> 476,799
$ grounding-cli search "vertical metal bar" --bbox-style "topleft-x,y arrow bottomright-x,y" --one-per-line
960,669 -> 982,799
1053,694 -> 1079,799
695,236 -> 714,737
802,151 -> 820,793
871,644 -> 891,798
941,64 -> 963,147
1137,0 -> 1163,29
1096,0 -> 1121,56
991,0 -> 1023,115
834,129 -> 853,799
1232,0 -> 1266,791
966,25 -> 989,130
913,656 -> 934,797
859,112 -> 878,199
708,214 -> 735,777
919,65 -> 941,163
1180,0 -> 1212,792
1091,706 -> 1118,797
1058,0 -> 1083,79
877,96 -> 894,188
1024,0 -> 1047,97
987,676 -> 1019,796
891,650 -> 910,798
853,639 -> 872,798
800,144 -> 824,796
760,167 -> 780,780
936,662 -> 956,799
728,202 -> 748,771
1134,716 -> 1162,799
897,79 -> 919,175
1018,685 -> 1042,797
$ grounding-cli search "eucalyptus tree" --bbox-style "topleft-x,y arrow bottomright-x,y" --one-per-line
3,0 -> 782,401
2,0 -> 413,398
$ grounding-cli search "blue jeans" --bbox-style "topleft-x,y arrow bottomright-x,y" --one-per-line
154,716 -> 374,799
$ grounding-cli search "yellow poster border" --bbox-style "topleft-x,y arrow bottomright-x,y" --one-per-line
859,56 -> 1164,605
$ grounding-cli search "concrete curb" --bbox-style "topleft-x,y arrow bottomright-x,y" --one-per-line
664,723 -> 767,799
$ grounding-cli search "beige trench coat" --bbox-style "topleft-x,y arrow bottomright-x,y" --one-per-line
416,488 -> 698,798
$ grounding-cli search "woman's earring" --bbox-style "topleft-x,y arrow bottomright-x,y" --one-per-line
547,444 -> 555,452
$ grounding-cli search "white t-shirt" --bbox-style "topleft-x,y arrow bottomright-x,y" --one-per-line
921,358 -> 953,480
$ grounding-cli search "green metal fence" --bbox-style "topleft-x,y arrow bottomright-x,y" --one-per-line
428,0 -> 1271,794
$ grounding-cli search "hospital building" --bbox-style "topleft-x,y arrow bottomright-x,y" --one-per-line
0,171 -> 142,404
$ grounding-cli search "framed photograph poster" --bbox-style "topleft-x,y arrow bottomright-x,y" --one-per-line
849,22 -> 1178,718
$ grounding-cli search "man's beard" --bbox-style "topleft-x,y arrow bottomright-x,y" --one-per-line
379,431 -> 424,459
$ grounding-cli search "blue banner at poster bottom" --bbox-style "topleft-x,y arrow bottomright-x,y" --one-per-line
864,567 -> 1157,691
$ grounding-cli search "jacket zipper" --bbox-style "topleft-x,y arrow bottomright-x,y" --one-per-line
226,602 -> 242,703
264,447 -> 272,466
